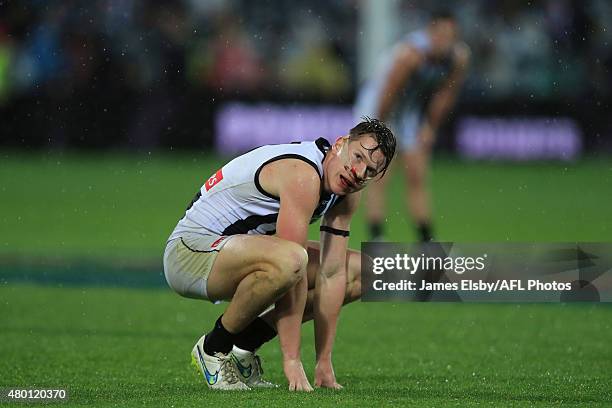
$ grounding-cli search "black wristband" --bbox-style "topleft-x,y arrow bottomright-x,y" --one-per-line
320,225 -> 350,237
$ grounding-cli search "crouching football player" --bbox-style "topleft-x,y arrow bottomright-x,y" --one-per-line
163,118 -> 396,391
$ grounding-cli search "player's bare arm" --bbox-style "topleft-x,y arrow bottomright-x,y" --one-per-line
421,42 -> 471,147
259,158 -> 321,391
313,191 -> 360,389
377,45 -> 423,120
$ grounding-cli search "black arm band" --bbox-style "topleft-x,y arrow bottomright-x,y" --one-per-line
320,226 -> 350,237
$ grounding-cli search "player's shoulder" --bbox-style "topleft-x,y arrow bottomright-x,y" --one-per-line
270,158 -> 321,182
394,43 -> 424,68
266,140 -> 324,183
259,156 -> 321,202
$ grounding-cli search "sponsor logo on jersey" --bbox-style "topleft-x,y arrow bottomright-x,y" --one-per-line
211,236 -> 227,248
205,168 -> 224,192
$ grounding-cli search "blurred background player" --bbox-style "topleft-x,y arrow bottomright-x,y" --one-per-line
355,10 -> 470,242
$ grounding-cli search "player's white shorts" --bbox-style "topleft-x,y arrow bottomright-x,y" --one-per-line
354,93 -> 421,150
354,109 -> 421,151
392,110 -> 421,150
163,232 -> 234,302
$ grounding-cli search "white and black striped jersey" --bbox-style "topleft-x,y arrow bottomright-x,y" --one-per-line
168,138 -> 344,241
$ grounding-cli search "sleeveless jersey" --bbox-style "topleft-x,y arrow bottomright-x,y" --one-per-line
355,29 -> 455,118
168,138 -> 344,241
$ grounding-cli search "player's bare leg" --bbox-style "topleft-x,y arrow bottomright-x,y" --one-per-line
260,241 -> 361,324
256,241 -> 361,389
365,174 -> 389,240
403,146 -> 434,242
228,242 -> 361,391
192,235 -> 308,390
305,241 -> 361,314
207,235 -> 308,332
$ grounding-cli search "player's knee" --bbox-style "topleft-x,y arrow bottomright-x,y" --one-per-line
346,253 -> 363,303
271,241 -> 308,286
249,268 -> 294,298
347,279 -> 362,303
266,267 -> 301,296
276,241 -> 308,272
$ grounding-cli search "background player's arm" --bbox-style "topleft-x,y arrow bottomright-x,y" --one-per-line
376,46 -> 422,121
260,159 -> 320,390
422,43 -> 470,138
313,191 -> 360,388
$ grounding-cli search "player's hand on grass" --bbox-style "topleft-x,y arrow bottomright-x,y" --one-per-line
283,359 -> 313,392
314,359 -> 343,390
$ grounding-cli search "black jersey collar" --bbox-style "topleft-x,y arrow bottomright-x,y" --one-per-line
315,137 -> 331,156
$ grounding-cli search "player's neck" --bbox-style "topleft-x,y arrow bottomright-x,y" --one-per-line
321,152 -> 333,195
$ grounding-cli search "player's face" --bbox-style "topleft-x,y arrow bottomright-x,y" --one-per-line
430,20 -> 458,57
326,135 -> 386,195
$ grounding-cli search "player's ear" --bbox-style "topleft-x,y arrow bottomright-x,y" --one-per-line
333,135 -> 349,151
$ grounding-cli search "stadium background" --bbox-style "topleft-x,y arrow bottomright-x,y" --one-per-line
1,0 -> 611,406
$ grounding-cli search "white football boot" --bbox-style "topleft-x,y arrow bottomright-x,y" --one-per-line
231,346 -> 278,388
191,335 -> 251,390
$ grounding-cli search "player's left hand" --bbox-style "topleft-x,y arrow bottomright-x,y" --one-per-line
314,359 -> 343,389
283,359 -> 313,392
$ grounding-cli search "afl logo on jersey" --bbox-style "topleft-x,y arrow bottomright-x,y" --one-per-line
205,168 -> 224,192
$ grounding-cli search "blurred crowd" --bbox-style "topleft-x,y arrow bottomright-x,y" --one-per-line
452,0 -> 611,101
0,0 -> 355,104
0,0 -> 610,148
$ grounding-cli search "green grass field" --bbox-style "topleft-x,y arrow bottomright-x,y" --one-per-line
1,152 -> 612,406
